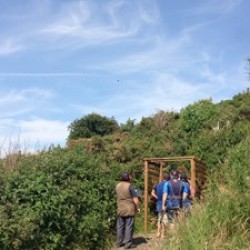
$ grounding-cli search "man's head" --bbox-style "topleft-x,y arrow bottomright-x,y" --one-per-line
170,169 -> 179,180
180,172 -> 188,181
120,171 -> 131,182
163,172 -> 170,181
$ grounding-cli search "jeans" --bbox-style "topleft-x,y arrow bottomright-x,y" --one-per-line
117,216 -> 134,248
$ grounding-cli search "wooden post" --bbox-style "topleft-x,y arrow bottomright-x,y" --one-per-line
159,162 -> 163,182
190,158 -> 196,196
144,160 -> 149,234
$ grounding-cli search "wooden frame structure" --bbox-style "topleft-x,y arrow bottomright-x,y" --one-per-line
143,156 -> 207,234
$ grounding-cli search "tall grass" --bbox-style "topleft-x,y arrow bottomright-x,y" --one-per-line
164,136 -> 250,250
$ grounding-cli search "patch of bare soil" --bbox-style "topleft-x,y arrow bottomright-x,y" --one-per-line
110,233 -> 166,250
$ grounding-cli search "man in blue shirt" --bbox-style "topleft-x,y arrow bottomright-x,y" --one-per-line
162,170 -> 188,227
151,172 -> 170,238
180,172 -> 192,216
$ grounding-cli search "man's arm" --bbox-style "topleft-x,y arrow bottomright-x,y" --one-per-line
132,197 -> 140,213
130,185 -> 140,213
182,182 -> 189,201
162,193 -> 167,211
162,182 -> 168,211
182,192 -> 188,201
151,187 -> 158,200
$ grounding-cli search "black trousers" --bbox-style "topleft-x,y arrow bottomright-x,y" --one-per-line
116,216 -> 134,248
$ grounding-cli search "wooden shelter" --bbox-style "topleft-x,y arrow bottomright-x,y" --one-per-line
143,156 -> 207,234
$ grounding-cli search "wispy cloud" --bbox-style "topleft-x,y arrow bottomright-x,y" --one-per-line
69,63 -> 245,124
0,39 -> 24,56
0,88 -> 56,121
40,2 -> 133,44
0,0 -> 247,153
0,88 -> 54,106
0,73 -> 88,77
0,118 -> 70,155
69,74 -> 207,123
18,118 -> 69,144
186,0 -> 242,15
39,0 -> 159,49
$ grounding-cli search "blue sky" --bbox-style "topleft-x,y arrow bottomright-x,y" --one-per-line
0,0 -> 249,154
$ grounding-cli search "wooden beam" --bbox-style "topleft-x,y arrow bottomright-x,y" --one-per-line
147,161 -> 161,166
144,160 -> 149,234
159,162 -> 163,182
148,167 -> 160,173
190,158 -> 197,195
144,156 -> 196,162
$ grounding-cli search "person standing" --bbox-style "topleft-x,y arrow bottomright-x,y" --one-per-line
162,170 -> 188,227
151,172 -> 170,239
180,172 -> 192,216
116,172 -> 140,249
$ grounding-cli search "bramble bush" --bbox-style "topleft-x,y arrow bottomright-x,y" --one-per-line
164,136 -> 250,250
0,148 -> 119,250
0,91 -> 249,249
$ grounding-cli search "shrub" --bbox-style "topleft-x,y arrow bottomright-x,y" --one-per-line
164,136 -> 250,250
0,148 -> 118,250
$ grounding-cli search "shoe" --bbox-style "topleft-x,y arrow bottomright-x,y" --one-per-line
125,244 -> 137,249
117,243 -> 124,248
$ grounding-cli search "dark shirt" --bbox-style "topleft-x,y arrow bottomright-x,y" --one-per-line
129,185 -> 139,198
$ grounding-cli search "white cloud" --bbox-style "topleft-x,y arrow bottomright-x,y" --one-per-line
18,118 -> 69,144
0,73 -> 88,77
0,88 -> 54,106
0,39 -> 24,56
68,65 -> 244,124
0,118 -> 70,156
0,88 -> 57,127
38,0 -> 159,49
186,0 -> 242,15
0,0 -> 247,154
0,107 -> 34,119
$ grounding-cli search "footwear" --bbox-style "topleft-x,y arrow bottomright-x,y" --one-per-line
117,243 -> 124,248
125,244 -> 137,249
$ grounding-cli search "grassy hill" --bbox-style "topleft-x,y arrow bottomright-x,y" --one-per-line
0,91 -> 249,249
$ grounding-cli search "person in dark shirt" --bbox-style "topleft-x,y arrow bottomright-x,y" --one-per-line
116,172 -> 140,249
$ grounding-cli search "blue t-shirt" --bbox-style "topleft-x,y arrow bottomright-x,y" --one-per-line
163,180 -> 189,194
181,181 -> 191,208
154,181 -> 166,212
163,180 -> 189,209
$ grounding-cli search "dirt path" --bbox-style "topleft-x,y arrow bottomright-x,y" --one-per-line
110,233 -> 166,250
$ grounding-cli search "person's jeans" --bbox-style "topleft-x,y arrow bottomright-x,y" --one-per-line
117,216 -> 134,248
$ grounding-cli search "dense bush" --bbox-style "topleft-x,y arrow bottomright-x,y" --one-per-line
0,91 -> 249,249
68,113 -> 119,140
164,136 -> 250,250
0,148 -> 119,250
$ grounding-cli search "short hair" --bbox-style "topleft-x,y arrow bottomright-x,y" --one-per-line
170,170 -> 179,180
120,171 -> 130,181
180,172 -> 188,181
163,172 -> 170,181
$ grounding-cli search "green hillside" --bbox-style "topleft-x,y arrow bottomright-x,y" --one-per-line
0,91 -> 249,249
